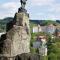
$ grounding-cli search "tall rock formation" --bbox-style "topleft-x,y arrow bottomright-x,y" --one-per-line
0,0 -> 31,60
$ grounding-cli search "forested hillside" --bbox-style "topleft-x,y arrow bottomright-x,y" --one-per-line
0,17 -> 60,32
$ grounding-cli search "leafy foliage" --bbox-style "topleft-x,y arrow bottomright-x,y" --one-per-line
47,34 -> 60,60
0,17 -> 13,32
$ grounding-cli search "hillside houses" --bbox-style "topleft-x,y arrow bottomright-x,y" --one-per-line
55,26 -> 60,37
46,24 -> 56,34
33,35 -> 47,56
31,24 -> 60,56
33,25 -> 42,33
32,24 -> 60,36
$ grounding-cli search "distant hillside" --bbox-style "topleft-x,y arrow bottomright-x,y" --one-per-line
0,17 -> 59,26
0,17 -> 60,32
56,20 -> 60,23
30,20 -> 59,26
0,17 -> 13,32
0,17 -> 13,24
30,20 -> 45,25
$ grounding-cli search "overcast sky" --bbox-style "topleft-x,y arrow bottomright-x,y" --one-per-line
0,0 -> 60,20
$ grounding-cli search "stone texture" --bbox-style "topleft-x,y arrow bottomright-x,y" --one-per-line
0,12 -> 31,60
15,53 -> 40,60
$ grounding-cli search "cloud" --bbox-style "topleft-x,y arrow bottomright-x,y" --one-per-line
30,12 -> 60,20
0,2 -> 20,18
28,0 -> 60,20
0,13 -> 14,19
50,4 -> 60,13
30,0 -> 55,6
46,15 -> 60,20
0,2 -> 20,10
0,0 -> 60,20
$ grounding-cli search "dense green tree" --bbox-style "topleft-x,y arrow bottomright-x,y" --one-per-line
48,53 -> 57,60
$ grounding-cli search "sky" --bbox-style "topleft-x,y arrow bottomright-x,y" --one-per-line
0,0 -> 60,20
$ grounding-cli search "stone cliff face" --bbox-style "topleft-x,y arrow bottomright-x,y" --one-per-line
0,11 -> 31,60
3,26 -> 30,56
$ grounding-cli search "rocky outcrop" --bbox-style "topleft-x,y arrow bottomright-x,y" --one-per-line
15,53 -> 40,60
0,11 -> 30,60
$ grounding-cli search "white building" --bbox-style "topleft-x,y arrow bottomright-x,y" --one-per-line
32,24 -> 56,34
33,25 -> 42,33
46,24 -> 56,34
